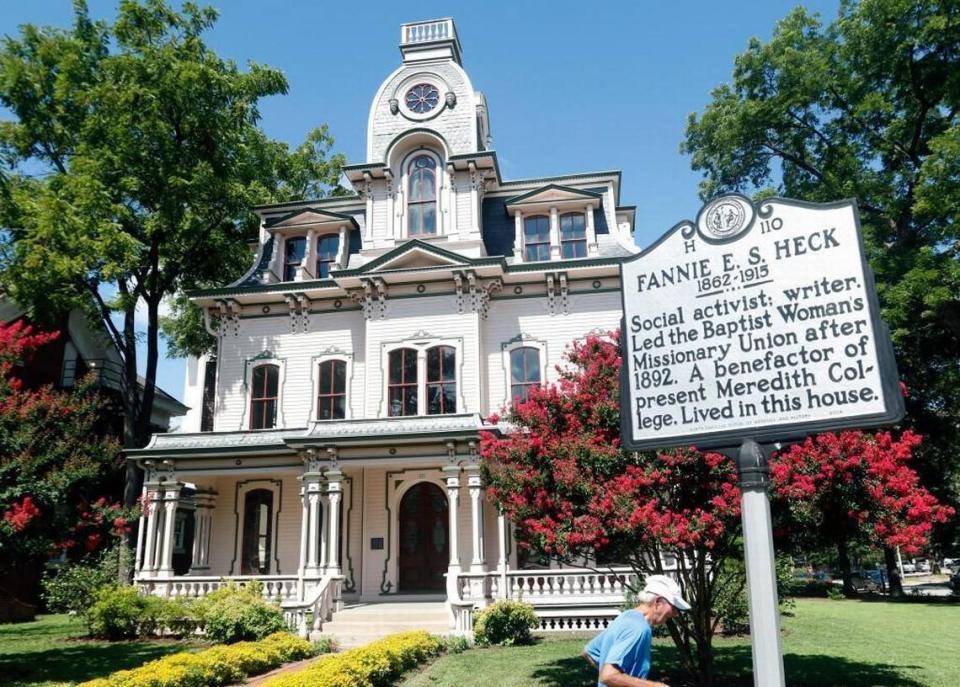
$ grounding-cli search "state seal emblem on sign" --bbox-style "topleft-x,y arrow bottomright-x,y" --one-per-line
697,195 -> 754,242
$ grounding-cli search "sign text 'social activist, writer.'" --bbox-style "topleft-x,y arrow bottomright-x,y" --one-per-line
620,195 -> 903,450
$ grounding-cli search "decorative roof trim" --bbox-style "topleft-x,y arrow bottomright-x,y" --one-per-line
252,195 -> 362,212
503,184 -> 603,207
331,239 -> 504,277
264,207 -> 361,230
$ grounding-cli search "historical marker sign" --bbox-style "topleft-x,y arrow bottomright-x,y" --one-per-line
620,195 -> 904,451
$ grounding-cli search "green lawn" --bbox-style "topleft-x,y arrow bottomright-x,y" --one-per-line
403,598 -> 959,687
0,614 -> 200,687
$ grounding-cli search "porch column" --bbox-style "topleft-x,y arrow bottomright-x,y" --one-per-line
297,481 -> 309,577
134,486 -> 147,575
443,466 -> 462,605
443,466 -> 462,571
326,470 -> 343,576
158,482 -> 182,577
139,486 -> 161,576
497,512 -> 509,599
318,490 -> 329,572
190,491 -> 216,573
466,464 -> 485,572
303,472 -> 323,577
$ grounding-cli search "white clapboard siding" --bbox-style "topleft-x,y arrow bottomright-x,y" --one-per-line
483,291 -> 623,416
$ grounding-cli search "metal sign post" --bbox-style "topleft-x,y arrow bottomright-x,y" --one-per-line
736,439 -> 785,687
619,195 -> 904,687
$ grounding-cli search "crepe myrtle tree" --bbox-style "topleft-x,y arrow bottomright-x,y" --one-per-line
480,331 -> 743,687
770,429 -> 954,597
0,320 -> 123,605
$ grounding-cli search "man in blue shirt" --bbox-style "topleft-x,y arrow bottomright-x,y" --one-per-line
584,574 -> 690,687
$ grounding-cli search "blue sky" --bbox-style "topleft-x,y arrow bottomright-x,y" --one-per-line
2,0 -> 842,407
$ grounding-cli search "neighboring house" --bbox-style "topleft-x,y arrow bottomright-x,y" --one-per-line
129,19 -> 645,635
0,299 -> 187,434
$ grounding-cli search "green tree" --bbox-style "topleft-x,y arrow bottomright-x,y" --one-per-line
0,1 -> 346,508
682,0 -> 960,556
0,0 -> 344,524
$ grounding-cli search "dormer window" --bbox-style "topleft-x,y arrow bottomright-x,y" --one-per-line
560,213 -> 587,259
407,155 -> 437,236
316,235 -> 340,279
523,216 -> 551,262
283,237 -> 305,281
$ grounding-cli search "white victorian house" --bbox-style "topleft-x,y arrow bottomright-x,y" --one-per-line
130,18 -> 643,636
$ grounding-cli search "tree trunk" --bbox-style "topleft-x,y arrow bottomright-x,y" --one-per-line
884,546 -> 904,598
837,541 -> 855,596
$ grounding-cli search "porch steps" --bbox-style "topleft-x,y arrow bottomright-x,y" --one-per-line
316,601 -> 450,649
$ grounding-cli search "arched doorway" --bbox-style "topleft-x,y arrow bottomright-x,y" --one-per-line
398,482 -> 448,592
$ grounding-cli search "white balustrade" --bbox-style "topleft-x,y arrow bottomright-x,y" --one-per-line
453,567 -> 643,635
139,575 -> 300,603
282,575 -> 342,638
402,19 -> 453,45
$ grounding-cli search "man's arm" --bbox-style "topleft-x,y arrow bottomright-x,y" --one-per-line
598,663 -> 667,687
582,652 -> 599,669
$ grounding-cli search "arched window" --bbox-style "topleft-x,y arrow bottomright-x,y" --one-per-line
510,347 -> 541,403
407,155 -> 437,236
249,364 -> 279,429
426,345 -> 456,415
316,235 -> 340,279
388,348 -> 418,417
317,359 -> 347,420
241,489 -> 273,574
523,216 -> 551,261
283,236 -> 306,281
560,213 -> 587,259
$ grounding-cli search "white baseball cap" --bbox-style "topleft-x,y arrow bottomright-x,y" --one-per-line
643,574 -> 691,611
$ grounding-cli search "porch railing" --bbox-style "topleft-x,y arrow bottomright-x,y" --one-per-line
453,567 -> 642,634
281,575 -> 343,638
137,575 -> 300,603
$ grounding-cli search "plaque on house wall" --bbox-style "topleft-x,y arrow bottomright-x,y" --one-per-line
620,195 -> 903,450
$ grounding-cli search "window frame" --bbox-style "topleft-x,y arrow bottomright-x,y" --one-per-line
523,215 -> 551,262
316,358 -> 348,421
315,234 -> 341,279
403,151 -> 442,238
425,345 -> 457,415
241,355 -> 286,430
559,212 -> 587,259
387,347 -> 420,417
509,346 -> 542,404
501,336 -> 547,409
283,236 -> 306,282
382,338 -> 464,417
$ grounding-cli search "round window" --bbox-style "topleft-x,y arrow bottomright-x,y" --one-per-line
405,83 -> 440,114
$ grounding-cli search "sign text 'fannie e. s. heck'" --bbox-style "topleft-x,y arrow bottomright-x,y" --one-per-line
620,195 -> 903,451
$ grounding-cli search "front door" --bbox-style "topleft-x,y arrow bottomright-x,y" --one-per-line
398,482 -> 448,592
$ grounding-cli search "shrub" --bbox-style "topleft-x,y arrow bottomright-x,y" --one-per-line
42,547 -> 120,614
196,581 -> 287,643
77,631 -> 312,687
85,585 -> 202,639
444,635 -> 470,654
472,600 -> 539,646
87,585 -> 147,639
264,630 -> 444,687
